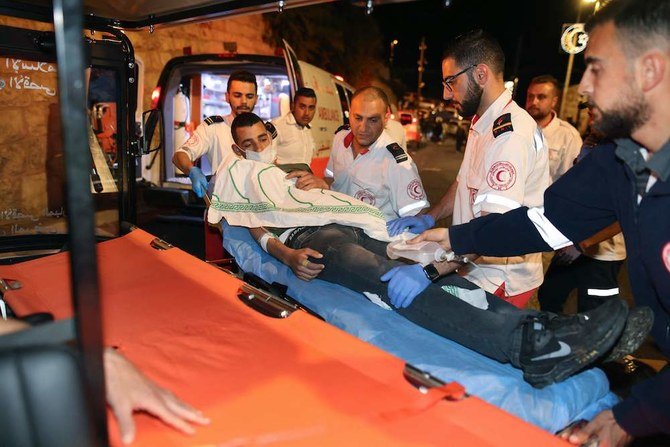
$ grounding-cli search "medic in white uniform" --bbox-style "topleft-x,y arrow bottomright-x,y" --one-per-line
453,89 -> 549,297
175,115 -> 235,176
325,126 -> 428,221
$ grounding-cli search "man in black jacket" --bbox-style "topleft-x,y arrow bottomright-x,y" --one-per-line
412,0 -> 670,444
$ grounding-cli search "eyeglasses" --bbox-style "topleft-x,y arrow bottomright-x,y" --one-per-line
441,64 -> 477,92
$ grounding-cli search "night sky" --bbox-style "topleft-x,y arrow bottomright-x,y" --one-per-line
373,0 -> 597,101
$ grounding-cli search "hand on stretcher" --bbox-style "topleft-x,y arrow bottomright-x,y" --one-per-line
559,411 -> 632,447
0,320 -> 209,445
280,247 -> 324,281
105,348 -> 210,444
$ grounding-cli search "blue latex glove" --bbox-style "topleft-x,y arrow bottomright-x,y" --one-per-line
380,264 -> 431,309
188,166 -> 208,198
386,214 -> 435,236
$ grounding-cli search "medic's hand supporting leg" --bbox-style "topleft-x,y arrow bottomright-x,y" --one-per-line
381,264 -> 431,308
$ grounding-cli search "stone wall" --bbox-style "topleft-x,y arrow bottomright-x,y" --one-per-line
0,13 -> 274,231
125,15 -> 275,111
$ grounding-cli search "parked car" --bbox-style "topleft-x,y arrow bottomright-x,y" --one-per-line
393,109 -> 420,147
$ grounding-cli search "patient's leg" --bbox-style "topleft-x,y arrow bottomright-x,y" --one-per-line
287,224 -> 633,387
290,224 -> 531,364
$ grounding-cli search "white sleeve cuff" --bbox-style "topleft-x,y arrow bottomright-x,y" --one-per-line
472,193 -> 521,217
398,200 -> 428,217
527,207 -> 573,249
175,146 -> 195,160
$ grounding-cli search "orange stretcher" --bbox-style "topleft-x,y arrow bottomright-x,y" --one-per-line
0,229 -> 568,446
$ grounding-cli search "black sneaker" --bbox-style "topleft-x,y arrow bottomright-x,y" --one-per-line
519,298 -> 628,388
602,306 -> 654,363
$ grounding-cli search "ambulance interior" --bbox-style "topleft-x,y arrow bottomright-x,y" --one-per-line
154,63 -> 292,183
142,53 -> 354,190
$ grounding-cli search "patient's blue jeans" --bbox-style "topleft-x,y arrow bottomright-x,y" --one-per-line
287,224 -> 535,365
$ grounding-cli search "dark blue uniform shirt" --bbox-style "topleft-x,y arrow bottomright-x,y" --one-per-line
450,139 -> 670,437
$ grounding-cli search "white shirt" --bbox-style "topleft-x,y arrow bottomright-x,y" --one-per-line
385,119 -> 407,149
175,116 -> 235,175
272,112 -> 316,164
454,89 -> 549,295
325,129 -> 429,221
541,112 -> 582,183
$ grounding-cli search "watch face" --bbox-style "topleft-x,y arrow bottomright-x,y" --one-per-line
424,264 -> 440,282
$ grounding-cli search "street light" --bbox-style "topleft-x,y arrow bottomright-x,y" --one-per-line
389,39 -> 398,65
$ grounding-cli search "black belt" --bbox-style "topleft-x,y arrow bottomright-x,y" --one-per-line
284,226 -> 319,248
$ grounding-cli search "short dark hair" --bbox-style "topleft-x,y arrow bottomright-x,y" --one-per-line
231,112 -> 264,143
227,70 -> 257,92
442,29 -> 505,75
294,87 -> 316,102
350,86 -> 390,109
586,0 -> 670,58
529,75 -> 561,96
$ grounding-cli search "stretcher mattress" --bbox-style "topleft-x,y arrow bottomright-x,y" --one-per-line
223,223 -> 619,434
0,229 -> 569,446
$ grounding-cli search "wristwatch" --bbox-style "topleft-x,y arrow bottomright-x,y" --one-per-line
423,263 -> 440,282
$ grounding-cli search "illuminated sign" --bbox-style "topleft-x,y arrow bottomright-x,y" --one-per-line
561,23 -> 589,54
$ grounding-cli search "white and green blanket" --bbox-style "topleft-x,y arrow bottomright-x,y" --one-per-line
208,159 -> 391,242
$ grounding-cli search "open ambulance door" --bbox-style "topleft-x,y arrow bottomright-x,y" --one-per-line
281,39 -> 304,101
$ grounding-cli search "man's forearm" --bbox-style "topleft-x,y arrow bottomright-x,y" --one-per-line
449,207 -> 554,257
173,151 -> 195,174
433,253 -> 479,277
427,180 -> 458,222
249,227 -> 291,264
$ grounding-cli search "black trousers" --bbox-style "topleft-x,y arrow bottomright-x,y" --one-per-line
287,223 -> 532,365
538,255 -> 624,314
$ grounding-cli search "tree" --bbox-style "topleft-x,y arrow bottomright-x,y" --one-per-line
263,4 -> 390,89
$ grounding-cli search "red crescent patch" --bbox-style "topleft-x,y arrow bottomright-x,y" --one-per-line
354,189 -> 376,206
185,133 -> 200,147
407,179 -> 425,200
487,161 -> 517,191
663,242 -> 670,273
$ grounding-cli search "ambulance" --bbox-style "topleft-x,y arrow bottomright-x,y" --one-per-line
142,45 -> 354,188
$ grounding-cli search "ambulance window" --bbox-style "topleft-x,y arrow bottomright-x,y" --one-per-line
200,73 -> 289,122
335,84 -> 350,124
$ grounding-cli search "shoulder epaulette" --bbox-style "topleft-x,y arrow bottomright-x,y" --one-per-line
204,115 -> 225,125
492,113 -> 513,138
265,121 -> 278,139
335,123 -> 350,134
386,142 -> 408,163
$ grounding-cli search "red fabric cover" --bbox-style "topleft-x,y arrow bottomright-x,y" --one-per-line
0,229 -> 566,446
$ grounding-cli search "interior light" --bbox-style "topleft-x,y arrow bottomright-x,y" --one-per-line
150,86 -> 161,108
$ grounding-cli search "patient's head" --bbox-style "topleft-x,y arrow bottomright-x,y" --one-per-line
231,112 -> 276,164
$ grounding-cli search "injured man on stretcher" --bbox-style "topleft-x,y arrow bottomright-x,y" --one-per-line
208,112 -> 644,389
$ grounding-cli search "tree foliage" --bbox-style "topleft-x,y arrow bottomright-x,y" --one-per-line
262,4 -> 389,88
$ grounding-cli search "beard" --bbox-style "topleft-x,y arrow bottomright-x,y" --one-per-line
590,86 -> 649,138
527,106 -> 550,121
459,76 -> 483,118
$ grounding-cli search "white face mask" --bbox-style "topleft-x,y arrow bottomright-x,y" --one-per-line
244,145 -> 277,164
